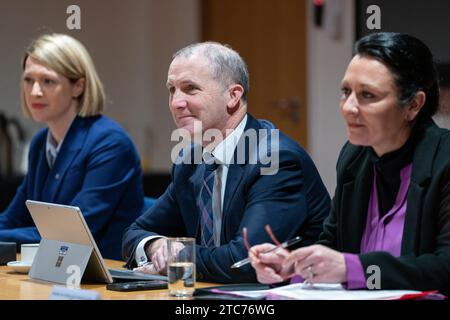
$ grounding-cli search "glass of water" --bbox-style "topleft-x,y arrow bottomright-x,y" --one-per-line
166,237 -> 196,297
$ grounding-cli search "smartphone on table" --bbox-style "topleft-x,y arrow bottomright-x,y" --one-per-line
106,280 -> 167,292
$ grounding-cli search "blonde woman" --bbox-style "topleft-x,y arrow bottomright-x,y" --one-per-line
0,34 -> 144,259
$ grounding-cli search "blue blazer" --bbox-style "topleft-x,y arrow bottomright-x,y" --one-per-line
123,114 -> 330,283
0,115 -> 144,260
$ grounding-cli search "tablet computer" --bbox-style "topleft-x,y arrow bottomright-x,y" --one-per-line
26,200 -> 166,284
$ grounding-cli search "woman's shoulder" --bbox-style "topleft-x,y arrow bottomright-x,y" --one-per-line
419,119 -> 450,156
414,120 -> 450,173
336,141 -> 366,165
75,116 -> 137,154
82,115 -> 132,140
84,115 -> 126,132
435,129 -> 450,166
29,127 -> 48,149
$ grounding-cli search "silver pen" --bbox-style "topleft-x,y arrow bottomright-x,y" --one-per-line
230,236 -> 302,269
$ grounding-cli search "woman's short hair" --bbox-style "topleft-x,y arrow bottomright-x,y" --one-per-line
354,32 -> 439,125
21,33 -> 105,117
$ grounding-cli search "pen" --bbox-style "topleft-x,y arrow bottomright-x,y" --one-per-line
230,236 -> 302,269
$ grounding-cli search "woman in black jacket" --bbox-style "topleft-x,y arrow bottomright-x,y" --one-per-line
248,32 -> 450,294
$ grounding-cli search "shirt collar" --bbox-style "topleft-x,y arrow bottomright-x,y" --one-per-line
45,116 -> 77,154
46,131 -> 60,168
203,114 -> 248,166
46,130 -> 62,152
368,128 -> 418,177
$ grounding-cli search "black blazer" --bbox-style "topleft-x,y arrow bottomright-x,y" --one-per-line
318,118 -> 450,294
123,114 -> 331,283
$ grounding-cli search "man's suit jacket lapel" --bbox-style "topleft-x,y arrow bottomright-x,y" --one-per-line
222,165 -> 244,219
222,115 -> 261,227
43,117 -> 87,202
189,148 -> 205,238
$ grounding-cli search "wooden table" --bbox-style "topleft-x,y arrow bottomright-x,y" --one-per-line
0,259 -> 217,300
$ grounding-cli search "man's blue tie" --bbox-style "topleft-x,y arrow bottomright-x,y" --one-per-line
197,161 -> 218,247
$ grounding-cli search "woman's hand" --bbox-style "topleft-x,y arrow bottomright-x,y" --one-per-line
283,244 -> 347,284
248,243 -> 294,284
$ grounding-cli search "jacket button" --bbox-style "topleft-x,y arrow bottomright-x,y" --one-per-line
55,173 -> 60,179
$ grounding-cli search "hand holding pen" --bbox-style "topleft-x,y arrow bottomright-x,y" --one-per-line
237,225 -> 299,283
230,225 -> 302,269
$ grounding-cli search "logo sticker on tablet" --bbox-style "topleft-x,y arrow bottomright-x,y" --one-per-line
55,246 -> 69,267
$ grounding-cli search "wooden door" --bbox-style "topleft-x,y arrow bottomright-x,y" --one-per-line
202,0 -> 308,149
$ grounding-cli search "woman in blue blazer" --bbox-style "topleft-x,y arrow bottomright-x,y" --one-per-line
0,34 -> 144,260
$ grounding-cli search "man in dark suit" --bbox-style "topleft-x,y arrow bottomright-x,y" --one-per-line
122,42 -> 330,283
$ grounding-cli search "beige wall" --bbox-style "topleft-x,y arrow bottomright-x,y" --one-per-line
1,0 -> 355,194
307,0 -> 354,194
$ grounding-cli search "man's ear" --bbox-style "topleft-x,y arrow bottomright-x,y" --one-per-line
405,91 -> 426,122
72,78 -> 85,99
226,84 -> 244,110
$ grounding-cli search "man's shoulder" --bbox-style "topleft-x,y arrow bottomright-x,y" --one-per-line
246,114 -> 302,147
237,115 -> 321,177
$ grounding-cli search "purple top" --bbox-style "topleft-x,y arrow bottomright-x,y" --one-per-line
291,163 -> 412,287
344,163 -> 412,289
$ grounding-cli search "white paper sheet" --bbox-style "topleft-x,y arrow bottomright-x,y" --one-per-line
212,283 -> 441,300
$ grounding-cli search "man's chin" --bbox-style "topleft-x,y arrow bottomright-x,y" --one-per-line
177,120 -> 202,135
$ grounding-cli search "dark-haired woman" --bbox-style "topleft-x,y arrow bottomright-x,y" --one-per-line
248,32 -> 450,295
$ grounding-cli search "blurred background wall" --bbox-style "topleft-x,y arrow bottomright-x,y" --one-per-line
0,0 -> 449,209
